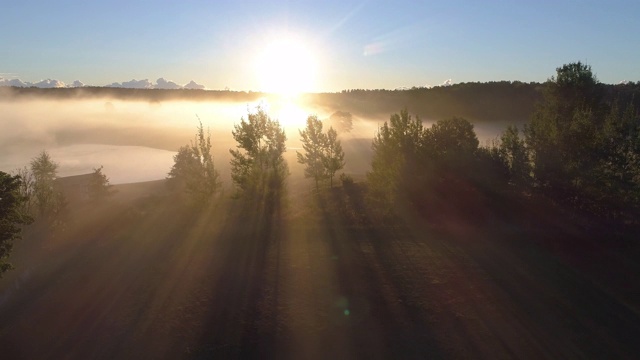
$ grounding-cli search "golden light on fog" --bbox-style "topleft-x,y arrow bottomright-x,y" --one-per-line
275,100 -> 309,129
255,37 -> 318,96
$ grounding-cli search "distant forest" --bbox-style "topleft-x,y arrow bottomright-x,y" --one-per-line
3,81 -> 639,124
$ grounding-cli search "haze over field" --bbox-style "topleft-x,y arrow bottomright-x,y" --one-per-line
0,94 -> 518,184
2,1 -> 640,359
0,97 -> 366,183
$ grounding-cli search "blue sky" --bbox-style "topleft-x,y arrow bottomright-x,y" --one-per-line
1,0 -> 639,91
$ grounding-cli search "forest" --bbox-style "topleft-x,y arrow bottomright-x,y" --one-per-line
1,62 -> 639,358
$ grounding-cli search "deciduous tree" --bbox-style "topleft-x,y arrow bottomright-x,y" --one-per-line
230,107 -> 288,197
297,115 -> 327,190
0,172 -> 32,276
499,125 -> 530,189
368,109 -> 424,206
88,166 -> 114,202
168,121 -> 221,204
324,127 -> 345,188
30,150 -> 64,217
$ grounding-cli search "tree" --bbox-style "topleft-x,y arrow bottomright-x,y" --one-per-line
230,107 -> 288,197
595,101 -> 640,217
0,172 -> 32,276
297,115 -> 327,190
476,140 -> 510,188
522,61 -> 638,217
324,127 -> 345,188
552,62 -> 602,117
168,146 -> 200,189
526,62 -> 604,197
368,109 -> 424,206
499,125 -> 530,189
13,167 -> 34,217
328,111 -> 353,133
87,166 -> 113,202
168,121 -> 221,204
424,117 -> 479,170
30,150 -> 62,216
369,110 -> 488,214
524,62 -> 640,219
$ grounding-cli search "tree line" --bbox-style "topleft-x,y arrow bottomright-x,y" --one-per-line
2,61 -> 638,277
167,106 -> 346,205
169,61 -> 639,228
0,151 -> 112,275
367,62 -> 640,226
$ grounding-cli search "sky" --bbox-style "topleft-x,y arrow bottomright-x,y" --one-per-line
1,0 -> 639,91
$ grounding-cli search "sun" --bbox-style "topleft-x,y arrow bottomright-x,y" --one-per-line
255,36 -> 318,96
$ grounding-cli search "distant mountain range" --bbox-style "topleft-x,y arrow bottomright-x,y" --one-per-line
0,77 -> 206,90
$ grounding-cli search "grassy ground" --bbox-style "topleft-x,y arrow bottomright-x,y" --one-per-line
0,178 -> 639,359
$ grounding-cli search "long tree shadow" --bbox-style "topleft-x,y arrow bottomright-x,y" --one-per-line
0,194 -> 210,359
314,185 -> 444,359
394,188 -> 640,358
191,189 -> 284,358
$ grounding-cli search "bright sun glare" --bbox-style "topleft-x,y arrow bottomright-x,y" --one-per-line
255,37 -> 317,96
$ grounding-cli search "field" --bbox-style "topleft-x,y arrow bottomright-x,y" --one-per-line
1,173 -> 639,359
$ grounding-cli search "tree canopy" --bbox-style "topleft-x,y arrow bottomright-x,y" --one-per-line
168,121 -> 221,205
324,127 -> 345,188
30,151 -> 65,218
230,107 -> 288,197
297,115 -> 327,190
87,166 -> 114,202
368,109 -> 425,206
0,172 -> 32,276
525,61 -> 640,218
297,116 -> 346,189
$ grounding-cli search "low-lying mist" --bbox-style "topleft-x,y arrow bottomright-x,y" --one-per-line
0,96 -> 506,184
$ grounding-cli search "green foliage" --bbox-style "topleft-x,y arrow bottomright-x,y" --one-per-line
297,115 -> 327,190
424,117 -> 479,173
13,167 -> 34,217
230,107 -> 288,197
368,109 -> 424,207
87,166 -> 114,202
595,102 -> 640,214
476,141 -> 510,188
168,146 -> 200,188
525,61 -> 640,219
0,172 -> 33,276
30,150 -> 65,218
30,150 -> 58,215
297,116 -> 346,190
552,62 -> 602,115
499,126 -> 531,189
368,109 -> 506,219
168,121 -> 221,204
526,63 -> 603,197
324,127 -> 345,188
